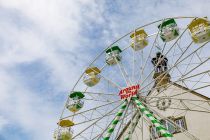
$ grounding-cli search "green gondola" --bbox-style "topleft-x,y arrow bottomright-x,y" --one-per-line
158,18 -> 179,42
105,46 -> 122,65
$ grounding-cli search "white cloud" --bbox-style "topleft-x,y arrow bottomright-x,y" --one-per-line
0,116 -> 8,131
0,0 -> 104,139
0,69 -> 57,139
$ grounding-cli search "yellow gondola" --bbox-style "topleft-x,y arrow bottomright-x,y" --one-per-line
188,18 -> 210,43
130,29 -> 148,51
58,119 -> 75,127
83,67 -> 101,87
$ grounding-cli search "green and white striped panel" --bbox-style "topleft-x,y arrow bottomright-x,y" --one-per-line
103,100 -> 128,140
132,97 -> 173,139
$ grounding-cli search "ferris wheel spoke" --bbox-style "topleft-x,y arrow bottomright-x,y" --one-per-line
138,70 -> 208,97
171,106 -> 210,114
170,101 -> 209,118
149,69 -> 210,99
136,49 -> 144,84
114,110 -> 139,140
102,100 -> 129,140
72,101 -> 124,139
171,41 -> 209,80
139,30 -> 160,85
83,98 -> 118,103
170,65 -> 189,88
194,51 -> 210,78
180,70 -> 210,81
77,134 -> 90,140
135,122 -> 145,140
93,107 -> 135,140
93,116 -> 115,140
141,117 -> 159,140
122,45 -> 131,52
93,114 -> 120,140
76,91 -> 118,96
140,95 -> 210,103
116,60 -> 132,86
148,78 -> 208,105
114,101 -> 131,139
139,23 -> 187,87
84,89 -> 119,103
75,107 -> 130,139
123,112 -> 141,140
172,100 -> 183,117
83,95 -> 118,103
139,23 -> 189,89
183,100 -> 210,113
61,100 -> 121,120
85,64 -> 123,90
79,113 -> 105,131
141,18 -> 168,75
132,38 -> 136,84
146,100 -> 210,114
195,52 -> 210,82
117,106 -> 143,140
140,40 -> 208,95
173,41 -> 209,68
171,65 -> 207,97
95,102 -> 132,140
184,79 -> 210,84
169,43 -> 191,85
134,109 -> 159,140
163,43 -> 190,90
182,57 -> 210,78
88,106 -> 134,140
171,84 -> 210,99
100,63 -> 108,71
161,42 -> 167,54
100,73 -> 122,89
132,120 -> 144,140
181,51 -> 195,75
80,90 -> 119,102
186,72 -> 206,92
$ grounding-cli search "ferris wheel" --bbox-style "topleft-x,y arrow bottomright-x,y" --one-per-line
54,16 -> 210,140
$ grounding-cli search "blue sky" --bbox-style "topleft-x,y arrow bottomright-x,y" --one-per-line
0,0 -> 210,139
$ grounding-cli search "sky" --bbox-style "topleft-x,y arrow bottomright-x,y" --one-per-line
0,0 -> 210,140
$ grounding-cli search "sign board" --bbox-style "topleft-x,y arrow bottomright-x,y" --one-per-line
119,85 -> 140,99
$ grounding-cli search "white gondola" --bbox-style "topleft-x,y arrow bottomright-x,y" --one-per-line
54,120 -> 74,140
105,46 -> 122,65
66,91 -> 85,113
54,128 -> 73,140
158,18 -> 179,42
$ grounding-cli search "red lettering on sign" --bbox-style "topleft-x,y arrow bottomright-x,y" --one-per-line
119,85 -> 140,99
